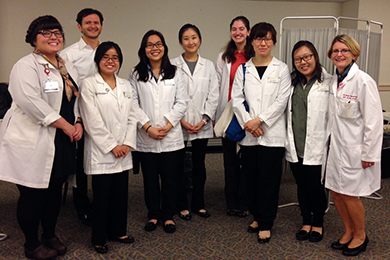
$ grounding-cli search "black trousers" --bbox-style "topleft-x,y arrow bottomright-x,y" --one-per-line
241,145 -> 284,230
16,174 -> 68,250
72,136 -> 92,217
139,150 -> 182,222
177,139 -> 208,212
222,138 -> 247,211
91,171 -> 129,246
289,157 -> 327,227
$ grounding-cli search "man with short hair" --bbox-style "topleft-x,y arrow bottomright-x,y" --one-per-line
61,8 -> 104,226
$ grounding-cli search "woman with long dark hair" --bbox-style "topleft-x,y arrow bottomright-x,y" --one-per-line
171,24 -> 219,220
130,30 -> 188,233
215,16 -> 253,217
285,41 -> 332,242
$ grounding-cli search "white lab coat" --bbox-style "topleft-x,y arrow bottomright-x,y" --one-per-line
129,70 -> 188,153
285,70 -> 333,165
232,57 -> 291,147
79,73 -> 137,175
215,52 -> 231,122
171,55 -> 219,141
323,63 -> 382,196
0,53 -> 80,188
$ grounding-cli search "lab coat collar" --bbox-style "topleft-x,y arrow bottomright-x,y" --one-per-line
178,54 -> 205,77
245,57 -> 279,82
34,53 -> 58,70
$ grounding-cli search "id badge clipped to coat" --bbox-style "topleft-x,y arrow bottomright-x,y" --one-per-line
43,65 -> 59,93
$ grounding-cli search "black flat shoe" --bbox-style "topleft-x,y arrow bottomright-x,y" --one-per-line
247,225 -> 260,233
108,235 -> 134,244
236,210 -> 249,218
296,229 -> 310,241
196,210 -> 211,218
342,235 -> 369,256
179,212 -> 192,220
25,244 -> 58,260
163,224 -> 176,233
227,209 -> 237,216
78,213 -> 92,227
94,244 -> 108,254
41,236 -> 67,255
331,238 -> 352,250
258,231 -> 271,244
144,221 -> 158,232
309,228 -> 324,242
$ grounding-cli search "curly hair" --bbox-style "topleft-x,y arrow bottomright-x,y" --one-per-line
25,15 -> 63,47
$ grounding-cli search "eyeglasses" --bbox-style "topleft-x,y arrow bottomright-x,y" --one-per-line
332,49 -> 351,55
101,55 -> 119,62
146,42 -> 163,49
294,54 -> 314,63
253,37 -> 273,44
38,30 -> 63,38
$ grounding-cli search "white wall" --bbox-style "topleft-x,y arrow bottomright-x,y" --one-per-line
1,0 -> 388,109
1,0 -> 341,81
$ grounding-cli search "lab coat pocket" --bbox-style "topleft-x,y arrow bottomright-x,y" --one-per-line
263,82 -> 278,96
341,145 -> 362,169
93,148 -> 116,164
2,113 -> 40,149
336,98 -> 356,119
313,92 -> 329,112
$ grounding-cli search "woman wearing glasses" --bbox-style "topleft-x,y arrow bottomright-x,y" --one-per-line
130,30 -> 188,234
215,16 -> 253,218
0,16 -> 81,259
325,35 -> 382,256
79,42 -> 137,254
231,22 -> 290,244
285,41 -> 332,242
171,24 -> 219,220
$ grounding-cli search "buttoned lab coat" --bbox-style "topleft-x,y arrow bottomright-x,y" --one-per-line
79,73 -> 137,175
324,63 -> 383,196
171,55 -> 219,141
232,58 -> 291,147
215,52 -> 232,122
129,70 -> 188,153
285,70 -> 333,165
0,53 -> 80,188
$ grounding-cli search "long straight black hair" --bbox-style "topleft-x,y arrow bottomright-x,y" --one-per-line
133,30 -> 176,82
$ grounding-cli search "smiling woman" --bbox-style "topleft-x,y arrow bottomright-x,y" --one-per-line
0,15 -> 82,260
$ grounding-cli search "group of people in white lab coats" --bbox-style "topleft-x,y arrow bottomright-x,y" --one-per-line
0,11 -> 383,260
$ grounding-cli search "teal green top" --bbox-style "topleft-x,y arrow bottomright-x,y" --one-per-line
291,77 -> 316,157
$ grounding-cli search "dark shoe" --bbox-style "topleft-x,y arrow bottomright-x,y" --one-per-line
296,228 -> 311,241
196,210 -> 211,218
144,221 -> 158,232
108,235 -> 134,244
258,231 -> 271,244
309,227 -> 324,242
41,236 -> 67,255
78,214 -> 92,226
25,243 -> 58,260
342,235 -> 369,256
94,244 -> 108,254
331,238 -> 352,250
163,224 -> 176,234
247,225 -> 260,233
236,210 -> 249,218
227,209 -> 237,216
179,211 -> 192,220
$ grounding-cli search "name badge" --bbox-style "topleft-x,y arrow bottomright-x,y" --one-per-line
318,84 -> 329,92
164,79 -> 175,86
95,91 -> 108,95
267,76 -> 279,83
43,80 -> 59,92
